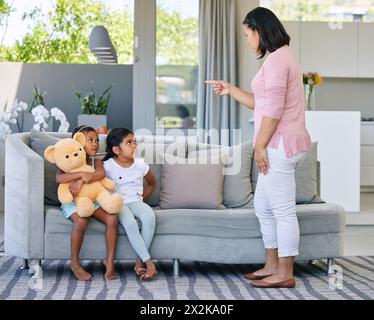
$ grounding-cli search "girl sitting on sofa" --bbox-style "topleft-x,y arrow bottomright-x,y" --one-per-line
56,125 -> 119,281
103,128 -> 158,281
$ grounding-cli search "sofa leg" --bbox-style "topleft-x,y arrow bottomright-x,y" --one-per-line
173,259 -> 180,277
20,259 -> 29,270
327,258 -> 335,275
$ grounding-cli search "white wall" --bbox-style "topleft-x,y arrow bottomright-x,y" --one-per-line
315,78 -> 374,117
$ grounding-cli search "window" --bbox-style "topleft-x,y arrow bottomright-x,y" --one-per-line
155,0 -> 199,129
261,0 -> 374,22
0,0 -> 134,63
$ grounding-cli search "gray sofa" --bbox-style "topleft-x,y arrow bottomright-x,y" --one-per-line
4,132 -> 345,276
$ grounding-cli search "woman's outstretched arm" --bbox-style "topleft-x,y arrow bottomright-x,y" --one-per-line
205,80 -> 255,110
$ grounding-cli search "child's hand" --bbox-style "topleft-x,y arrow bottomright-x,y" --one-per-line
80,172 -> 94,183
69,179 -> 84,196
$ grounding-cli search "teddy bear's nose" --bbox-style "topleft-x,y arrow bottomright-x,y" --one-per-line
74,153 -> 78,157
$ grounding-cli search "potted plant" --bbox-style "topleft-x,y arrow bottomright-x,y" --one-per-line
75,83 -> 114,130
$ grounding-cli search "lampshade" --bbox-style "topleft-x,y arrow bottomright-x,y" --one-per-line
89,26 -> 118,64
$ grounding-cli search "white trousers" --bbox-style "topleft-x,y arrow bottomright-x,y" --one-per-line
254,135 -> 307,258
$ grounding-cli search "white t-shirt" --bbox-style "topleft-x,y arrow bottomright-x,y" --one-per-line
103,157 -> 150,204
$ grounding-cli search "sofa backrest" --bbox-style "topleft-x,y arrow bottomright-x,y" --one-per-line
10,131 -> 322,209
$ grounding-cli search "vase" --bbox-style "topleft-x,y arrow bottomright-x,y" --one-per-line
77,114 -> 107,130
304,84 -> 316,111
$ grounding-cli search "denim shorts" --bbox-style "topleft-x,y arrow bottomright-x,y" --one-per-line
60,201 -> 100,219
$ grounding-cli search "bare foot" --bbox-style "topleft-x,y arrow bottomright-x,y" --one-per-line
71,263 -> 92,281
134,257 -> 146,276
140,260 -> 158,281
102,259 -> 118,281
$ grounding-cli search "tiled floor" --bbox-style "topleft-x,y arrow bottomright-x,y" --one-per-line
0,193 -> 373,255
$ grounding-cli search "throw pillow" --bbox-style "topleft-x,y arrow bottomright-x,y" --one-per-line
30,129 -> 61,206
188,140 -> 254,208
294,142 -> 324,204
159,154 -> 225,209
251,142 -> 323,204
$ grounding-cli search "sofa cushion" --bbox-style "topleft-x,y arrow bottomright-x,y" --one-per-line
251,142 -> 323,204
30,130 -> 61,206
188,141 -> 254,209
153,202 -> 345,238
159,154 -> 225,209
45,202 -> 345,238
45,205 -> 136,235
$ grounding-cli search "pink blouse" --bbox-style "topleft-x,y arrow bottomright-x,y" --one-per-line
251,45 -> 312,158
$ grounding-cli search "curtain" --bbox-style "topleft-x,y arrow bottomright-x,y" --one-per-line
197,0 -> 239,146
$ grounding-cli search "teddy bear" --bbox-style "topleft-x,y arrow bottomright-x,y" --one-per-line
44,132 -> 123,218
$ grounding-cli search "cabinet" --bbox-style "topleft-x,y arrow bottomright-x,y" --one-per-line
361,122 -> 374,188
358,23 -> 374,78
300,22 -> 358,77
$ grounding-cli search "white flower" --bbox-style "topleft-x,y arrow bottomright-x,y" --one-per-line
50,107 -> 70,133
0,112 -> 12,122
30,105 -> 50,132
19,101 -> 28,111
0,122 -> 12,142
1,101 -> 69,134
31,105 -> 49,118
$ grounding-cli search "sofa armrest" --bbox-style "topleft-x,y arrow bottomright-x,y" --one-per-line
4,133 -> 44,259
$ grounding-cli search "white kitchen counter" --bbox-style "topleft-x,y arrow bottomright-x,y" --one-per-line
305,111 -> 361,212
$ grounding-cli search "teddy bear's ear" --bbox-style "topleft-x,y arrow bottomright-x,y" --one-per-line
44,145 -> 56,163
73,132 -> 86,147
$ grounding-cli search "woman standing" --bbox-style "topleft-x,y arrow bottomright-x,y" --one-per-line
206,7 -> 312,288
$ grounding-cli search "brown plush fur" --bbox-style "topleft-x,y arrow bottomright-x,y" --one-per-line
44,132 -> 123,217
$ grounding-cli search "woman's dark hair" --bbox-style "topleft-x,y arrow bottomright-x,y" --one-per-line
243,7 -> 290,59
103,127 -> 134,161
176,104 -> 190,118
71,125 -> 96,138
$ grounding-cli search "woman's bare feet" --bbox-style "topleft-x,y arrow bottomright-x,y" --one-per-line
71,263 -> 92,281
134,257 -> 146,276
102,258 -> 118,280
140,259 -> 158,281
